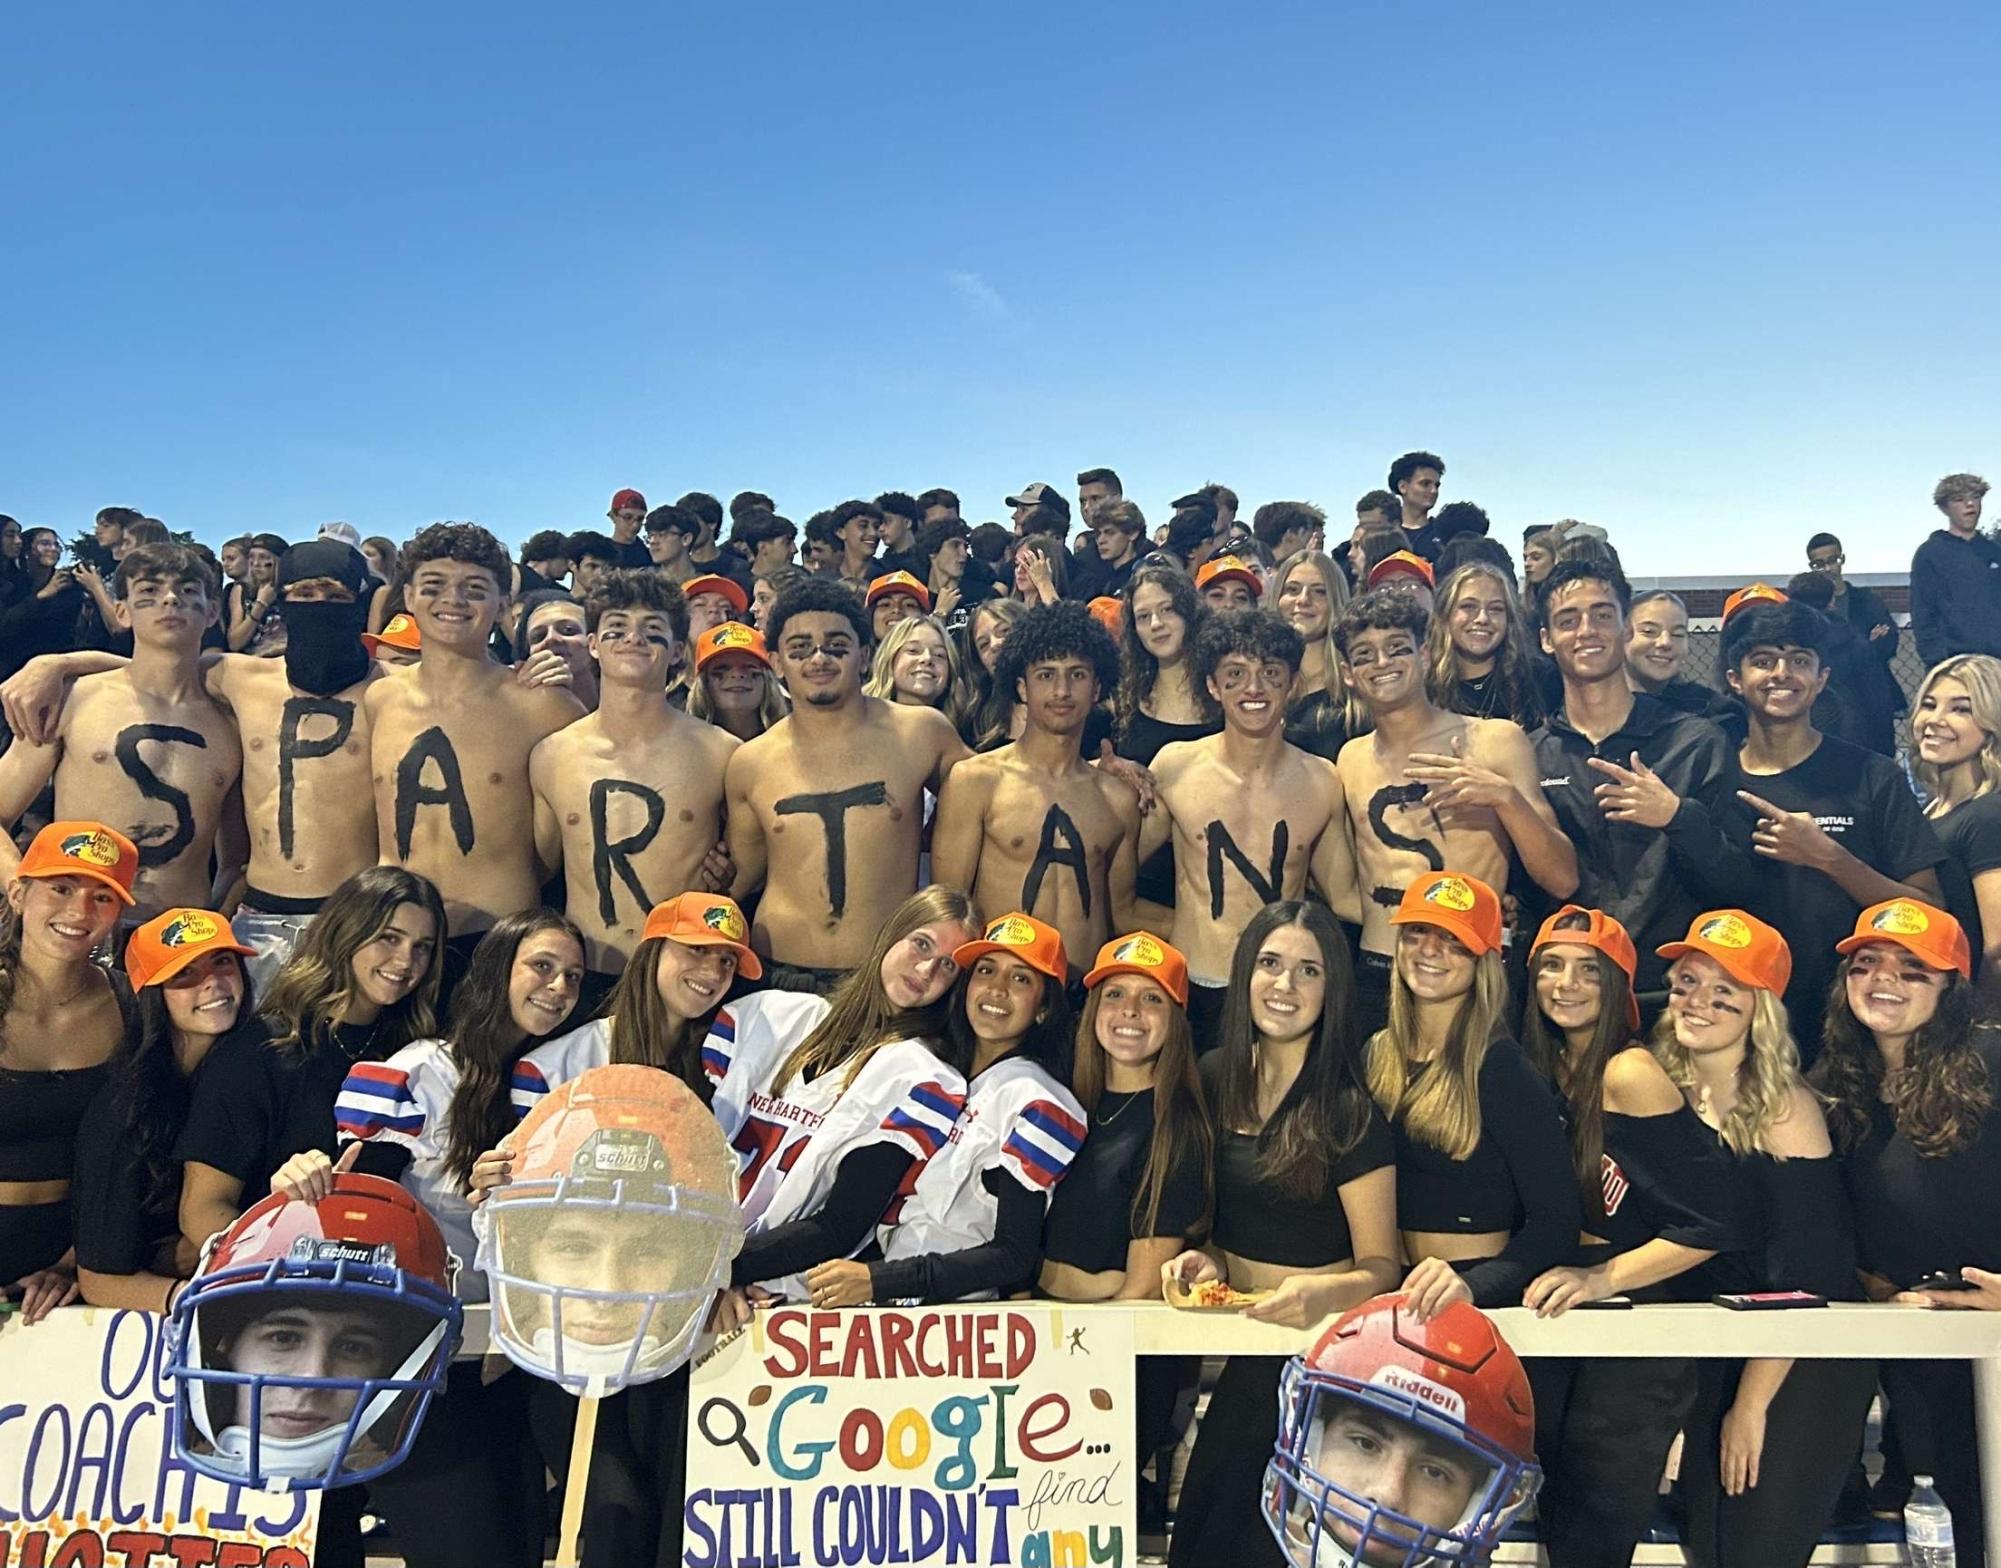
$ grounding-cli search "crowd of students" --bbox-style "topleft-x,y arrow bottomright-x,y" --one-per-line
2,456 -> 2000,1568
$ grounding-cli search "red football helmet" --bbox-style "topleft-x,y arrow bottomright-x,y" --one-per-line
1265,1294 -> 1540,1567
477,1064 -> 742,1394
169,1173 -> 461,1491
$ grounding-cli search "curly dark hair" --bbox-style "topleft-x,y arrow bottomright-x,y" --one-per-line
1193,608 -> 1304,688
874,491 -> 922,527
1388,451 -> 1445,491
766,575 -> 871,650
832,498 -> 884,529
1814,963 -> 1994,1158
519,529 -> 571,565
1116,562 -> 1205,737
995,600 -> 1122,700
586,568 -> 689,639
1721,599 -> 1826,675
1334,586 -> 1430,658
566,529 -> 620,564
404,522 -> 510,586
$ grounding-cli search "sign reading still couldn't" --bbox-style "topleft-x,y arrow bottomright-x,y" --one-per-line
685,1304 -> 1134,1568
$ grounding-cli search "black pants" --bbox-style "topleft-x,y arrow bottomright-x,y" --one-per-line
1530,1356 -> 1696,1568
1881,1359 -> 1986,1568
1169,1356 -> 1285,1568
1679,1357 -> 1877,1568
528,1368 -> 691,1568
366,1360 -> 545,1568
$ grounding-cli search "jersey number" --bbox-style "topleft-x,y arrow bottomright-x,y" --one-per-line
731,1113 -> 804,1202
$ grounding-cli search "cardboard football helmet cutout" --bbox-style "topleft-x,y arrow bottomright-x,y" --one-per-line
476,1064 -> 742,1394
169,1172 -> 462,1491
1266,1294 -> 1540,1568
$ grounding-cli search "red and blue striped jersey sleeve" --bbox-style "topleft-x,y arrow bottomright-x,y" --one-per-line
1000,1098 -> 1089,1192
335,1062 -> 423,1146
879,1079 -> 967,1164
701,1010 -> 738,1088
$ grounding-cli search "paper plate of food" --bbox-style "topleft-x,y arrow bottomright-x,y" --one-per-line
1165,1276 -> 1274,1311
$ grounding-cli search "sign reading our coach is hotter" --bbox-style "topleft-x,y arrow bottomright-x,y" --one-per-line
685,1304 -> 1134,1568
0,1308 -> 320,1566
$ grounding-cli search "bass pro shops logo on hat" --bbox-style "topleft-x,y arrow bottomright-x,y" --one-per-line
61,830 -> 124,868
1423,876 -> 1477,913
701,903 -> 748,943
1697,913 -> 1754,949
1114,934 -> 1167,967
709,623 -> 756,652
161,912 -> 222,947
986,915 -> 1040,948
1871,902 -> 1931,937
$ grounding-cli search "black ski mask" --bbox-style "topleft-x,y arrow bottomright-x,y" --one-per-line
279,541 -> 373,695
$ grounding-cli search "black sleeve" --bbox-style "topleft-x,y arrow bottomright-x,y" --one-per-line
732,1141 -> 914,1286
1148,1135 -> 1210,1243
1870,759 -> 1947,882
350,1141 -> 413,1183
1953,799 -> 2001,876
1660,721 -> 1760,904
70,1083 -> 150,1277
1856,588 -> 1899,665
1456,1045 -> 1583,1308
172,1032 -> 277,1184
1622,1109 -> 1754,1254
869,1169 -> 1045,1303
1911,546 -> 1947,668
1329,1106 -> 1396,1187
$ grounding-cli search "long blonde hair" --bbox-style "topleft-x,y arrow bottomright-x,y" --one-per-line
1913,654 -> 2001,814
866,614 -> 974,730
771,885 -> 977,1093
1424,562 -> 1542,722
1651,985 -> 1804,1157
1365,947 -> 1513,1160
1272,550 -> 1350,709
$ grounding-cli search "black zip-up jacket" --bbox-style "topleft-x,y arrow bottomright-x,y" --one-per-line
1532,693 -> 1755,994
1910,529 -> 2001,666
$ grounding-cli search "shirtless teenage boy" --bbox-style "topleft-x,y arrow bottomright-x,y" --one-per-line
725,577 -> 969,988
0,542 -> 243,922
366,524 -> 582,954
932,602 -> 1143,971
1142,609 -> 1360,1045
1334,588 -> 1577,1033
531,571 -> 737,994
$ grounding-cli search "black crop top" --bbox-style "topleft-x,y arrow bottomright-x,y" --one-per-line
1580,1105 -> 1752,1302
1837,1026 -> 2001,1290
0,1060 -> 113,1280
1693,1130 -> 1860,1302
1389,1039 -> 1581,1308
1202,1054 -> 1395,1268
1042,1089 -> 1208,1275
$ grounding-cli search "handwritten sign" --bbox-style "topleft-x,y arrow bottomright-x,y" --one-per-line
0,1308 -> 320,1566
684,1304 -> 1134,1568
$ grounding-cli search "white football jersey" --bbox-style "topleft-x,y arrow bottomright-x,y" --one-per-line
878,1056 -> 1086,1297
707,990 -> 966,1298
333,1037 -> 528,1303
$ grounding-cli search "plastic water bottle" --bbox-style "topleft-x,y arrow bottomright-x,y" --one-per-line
1905,1474 -> 1957,1567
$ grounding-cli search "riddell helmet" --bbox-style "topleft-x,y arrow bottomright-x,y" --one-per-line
476,1064 -> 742,1395
168,1173 -> 461,1492
1265,1295 -> 1539,1568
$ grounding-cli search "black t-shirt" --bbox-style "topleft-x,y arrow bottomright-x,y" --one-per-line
1387,1039 -> 1580,1308
1722,736 -> 1944,1064
1284,689 -> 1347,762
173,1016 -> 382,1206
1937,793 -> 2001,978
1838,1025 -> 2001,1290
1585,1104 -> 1753,1301
71,1052 -> 217,1277
1200,1054 -> 1394,1268
1042,1088 -> 1208,1274
614,538 -> 652,570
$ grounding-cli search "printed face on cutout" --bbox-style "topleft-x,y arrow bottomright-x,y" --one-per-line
163,950 -> 247,1040
881,918 -> 978,1010
1844,942 -> 1945,1038
1249,922 -> 1326,1044
509,928 -> 585,1039
516,1208 -> 704,1347
1309,1394 -> 1494,1567
349,902 -> 438,1015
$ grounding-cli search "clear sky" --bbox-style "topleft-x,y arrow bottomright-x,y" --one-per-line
7,2 -> 1997,575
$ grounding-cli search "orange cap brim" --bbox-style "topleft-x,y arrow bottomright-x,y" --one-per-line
139,935 -> 257,989
21,862 -> 136,906
950,938 -> 1067,984
1082,960 -> 1187,1007
1389,905 -> 1499,957
667,931 -> 763,982
1655,938 -> 1784,994
1833,928 -> 1970,979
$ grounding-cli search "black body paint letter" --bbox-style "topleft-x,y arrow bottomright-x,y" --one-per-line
1367,781 -> 1444,910
1205,819 -> 1290,919
1021,804 -> 1090,916
393,726 -> 474,860
114,724 -> 205,867
277,698 -> 355,859
774,781 -> 889,918
590,778 -> 666,925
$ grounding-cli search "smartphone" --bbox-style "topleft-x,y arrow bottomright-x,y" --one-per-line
1713,1290 -> 1828,1310
1909,1272 -> 1980,1293
1575,1296 -> 1634,1309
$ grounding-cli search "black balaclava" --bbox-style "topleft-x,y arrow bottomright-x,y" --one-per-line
278,541 -> 372,695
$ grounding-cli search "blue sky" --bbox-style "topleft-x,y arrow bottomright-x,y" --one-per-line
7,2 -> 1997,575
